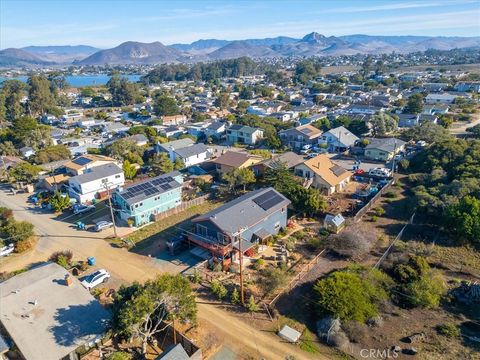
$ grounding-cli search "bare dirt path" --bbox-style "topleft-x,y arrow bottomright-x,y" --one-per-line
197,302 -> 326,360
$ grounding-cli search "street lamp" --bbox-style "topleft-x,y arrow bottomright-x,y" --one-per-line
102,179 -> 118,238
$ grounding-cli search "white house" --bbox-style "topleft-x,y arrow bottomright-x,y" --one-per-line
168,143 -> 211,168
425,93 -> 457,105
318,126 -> 359,152
67,163 -> 124,204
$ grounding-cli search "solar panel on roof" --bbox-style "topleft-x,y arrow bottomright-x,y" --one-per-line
253,190 -> 277,206
259,195 -> 284,211
160,184 -> 171,191
330,165 -> 346,177
72,157 -> 92,166
144,188 -> 157,196
152,178 -> 167,186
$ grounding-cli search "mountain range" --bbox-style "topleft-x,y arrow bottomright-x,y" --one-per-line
1,32 -> 479,66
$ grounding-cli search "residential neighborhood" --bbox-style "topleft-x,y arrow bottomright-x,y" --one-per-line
0,2 -> 480,360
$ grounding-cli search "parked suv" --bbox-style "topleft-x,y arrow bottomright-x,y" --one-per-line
368,167 -> 392,178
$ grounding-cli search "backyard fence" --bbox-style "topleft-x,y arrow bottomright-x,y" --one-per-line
153,194 -> 209,222
351,179 -> 394,223
264,248 -> 325,309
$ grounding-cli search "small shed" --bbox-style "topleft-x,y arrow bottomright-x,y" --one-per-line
278,325 -> 302,343
324,213 -> 346,234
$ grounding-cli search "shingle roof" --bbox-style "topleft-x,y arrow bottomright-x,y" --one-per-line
72,163 -> 123,185
365,138 -> 406,153
156,343 -> 190,360
300,155 -> 352,187
65,154 -> 115,171
323,126 -> 359,147
174,143 -> 210,159
263,152 -> 305,169
212,151 -> 260,168
158,138 -> 195,152
193,187 -> 290,235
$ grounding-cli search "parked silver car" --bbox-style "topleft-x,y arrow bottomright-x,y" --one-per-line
94,220 -> 113,232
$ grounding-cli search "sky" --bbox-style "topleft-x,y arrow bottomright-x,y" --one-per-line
1,0 -> 479,49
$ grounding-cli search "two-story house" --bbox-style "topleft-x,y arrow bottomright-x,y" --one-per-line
211,151 -> 263,175
169,143 -> 211,168
278,124 -> 322,150
294,155 -> 352,195
318,126 -> 359,152
67,163 -> 125,204
186,187 -> 290,267
226,125 -> 264,145
364,138 -> 407,162
113,171 -> 183,227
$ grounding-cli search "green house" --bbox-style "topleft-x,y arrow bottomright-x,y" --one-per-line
113,171 -> 183,227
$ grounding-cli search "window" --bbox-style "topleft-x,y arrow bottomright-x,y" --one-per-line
139,202 -> 143,206
115,175 -> 121,179
281,207 -> 285,213
135,204 -> 138,208
274,221 -> 280,230
197,224 -> 208,237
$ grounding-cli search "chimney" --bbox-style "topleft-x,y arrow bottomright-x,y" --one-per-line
64,274 -> 73,286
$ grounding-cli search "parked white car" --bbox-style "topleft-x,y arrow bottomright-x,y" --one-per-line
81,269 -> 110,289
0,244 -> 15,257
94,220 -> 113,232
368,167 -> 392,178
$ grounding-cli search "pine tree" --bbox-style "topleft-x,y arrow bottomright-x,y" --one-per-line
230,287 -> 240,305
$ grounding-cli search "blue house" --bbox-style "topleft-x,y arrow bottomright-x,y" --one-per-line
186,188 -> 290,265
113,171 -> 183,226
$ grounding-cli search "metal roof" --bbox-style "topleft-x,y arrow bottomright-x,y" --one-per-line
71,163 -> 123,185
193,187 -> 290,235
116,171 -> 182,205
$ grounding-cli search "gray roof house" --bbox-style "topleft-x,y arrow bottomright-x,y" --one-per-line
319,126 -> 359,152
0,263 -> 110,360
365,138 -> 406,161
156,138 -> 195,153
171,143 -> 211,167
67,163 -> 125,204
187,188 -> 290,260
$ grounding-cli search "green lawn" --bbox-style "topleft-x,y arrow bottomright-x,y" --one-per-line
126,200 -> 224,251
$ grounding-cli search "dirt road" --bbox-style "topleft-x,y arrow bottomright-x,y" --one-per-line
197,303 -> 325,360
0,187 -> 185,283
449,113 -> 480,136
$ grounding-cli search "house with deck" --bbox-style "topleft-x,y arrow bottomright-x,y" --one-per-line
186,188 -> 290,266
113,171 -> 182,226
294,155 -> 352,195
279,124 -> 322,150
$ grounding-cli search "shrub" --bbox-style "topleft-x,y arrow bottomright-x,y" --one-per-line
436,323 -> 460,338
313,271 -> 388,323
230,287 -> 240,305
105,351 -> 133,360
15,238 -> 36,253
384,191 -> 397,199
49,250 -> 74,268
374,207 -> 386,216
259,267 -> 288,293
246,295 -> 259,312
3,219 -> 34,243
328,225 -> 377,258
371,215 -> 379,222
210,279 -> 228,301
252,258 -> 265,270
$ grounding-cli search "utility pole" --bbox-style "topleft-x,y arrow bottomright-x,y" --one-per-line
391,139 -> 397,184
239,233 -> 245,305
102,180 -> 118,238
